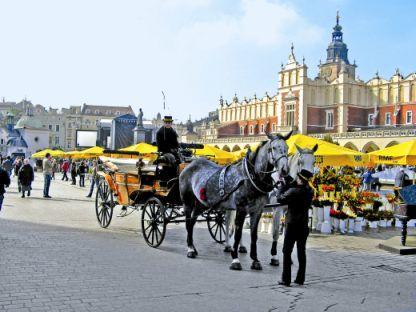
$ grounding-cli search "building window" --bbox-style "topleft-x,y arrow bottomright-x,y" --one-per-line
0,139 -> 3,145
368,114 -> 374,126
106,110 -> 111,115
272,123 -> 276,132
284,102 -> 295,126
55,136 -> 59,145
406,111 -> 412,125
86,109 -> 91,114
48,125 -> 52,131
95,110 -> 100,114
249,125 -> 254,135
325,110 -> 334,129
116,111 -> 120,116
240,126 -> 244,135
55,125 -> 60,132
260,124 -> 264,134
385,113 -> 391,125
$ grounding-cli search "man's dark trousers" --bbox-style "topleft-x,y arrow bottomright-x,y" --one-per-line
282,223 -> 309,285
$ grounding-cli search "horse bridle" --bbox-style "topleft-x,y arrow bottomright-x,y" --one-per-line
244,140 -> 288,193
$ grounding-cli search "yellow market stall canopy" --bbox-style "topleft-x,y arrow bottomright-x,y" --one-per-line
31,149 -> 65,158
368,140 -> 416,165
192,145 -> 236,165
286,134 -> 368,167
119,142 -> 157,154
65,146 -> 104,159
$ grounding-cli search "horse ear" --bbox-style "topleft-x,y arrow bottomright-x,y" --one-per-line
282,130 -> 293,141
312,144 -> 318,153
265,130 -> 275,140
295,144 -> 303,153
245,147 -> 252,159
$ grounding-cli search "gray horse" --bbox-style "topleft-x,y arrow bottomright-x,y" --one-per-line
223,143 -> 318,265
269,143 -> 317,266
179,132 -> 292,270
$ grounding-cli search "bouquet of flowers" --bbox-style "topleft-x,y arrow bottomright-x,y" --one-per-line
322,185 -> 335,192
378,210 -> 394,220
386,193 -> 396,204
360,191 -> 380,204
330,208 -> 341,219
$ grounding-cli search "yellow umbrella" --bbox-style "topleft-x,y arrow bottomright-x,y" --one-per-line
286,134 -> 368,167
368,140 -> 416,165
119,142 -> 157,154
76,146 -> 104,158
31,149 -> 65,158
193,145 -> 236,165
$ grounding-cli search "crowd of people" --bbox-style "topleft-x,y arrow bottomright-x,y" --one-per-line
0,154 -> 99,209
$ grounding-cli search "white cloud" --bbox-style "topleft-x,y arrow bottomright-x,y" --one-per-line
173,0 -> 323,50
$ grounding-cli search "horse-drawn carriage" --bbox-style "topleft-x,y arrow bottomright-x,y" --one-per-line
95,145 -> 227,248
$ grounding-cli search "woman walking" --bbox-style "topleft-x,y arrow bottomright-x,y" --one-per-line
18,159 -> 34,198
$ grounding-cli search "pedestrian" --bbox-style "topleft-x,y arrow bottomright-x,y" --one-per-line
51,158 -> 58,180
275,169 -> 314,287
18,159 -> 34,198
0,164 -> 10,211
70,161 -> 77,185
42,152 -> 53,198
13,157 -> 23,192
86,160 -> 99,197
78,161 -> 87,187
361,168 -> 373,191
61,159 -> 69,181
394,167 -> 409,197
2,156 -> 13,177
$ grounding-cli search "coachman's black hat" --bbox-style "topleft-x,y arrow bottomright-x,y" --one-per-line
297,169 -> 313,181
163,116 -> 173,122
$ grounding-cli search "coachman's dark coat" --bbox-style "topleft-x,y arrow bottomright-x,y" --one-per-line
156,126 -> 179,154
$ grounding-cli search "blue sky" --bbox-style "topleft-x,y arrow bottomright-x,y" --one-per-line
0,0 -> 415,122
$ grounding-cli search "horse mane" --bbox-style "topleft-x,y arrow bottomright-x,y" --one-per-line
249,140 -> 268,163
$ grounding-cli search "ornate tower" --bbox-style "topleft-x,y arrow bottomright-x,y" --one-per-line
319,12 -> 356,81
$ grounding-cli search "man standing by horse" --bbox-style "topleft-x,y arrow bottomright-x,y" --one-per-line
275,169 -> 313,287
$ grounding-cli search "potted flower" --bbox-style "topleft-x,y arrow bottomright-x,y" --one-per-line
362,209 -> 373,227
330,208 -> 340,232
378,210 -> 394,227
261,213 -> 273,233
385,193 -> 396,211
338,211 -> 348,234
366,212 -> 380,229
312,197 -> 322,231
354,208 -> 364,232
320,199 -> 333,234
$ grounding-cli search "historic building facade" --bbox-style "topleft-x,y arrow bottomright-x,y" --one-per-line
214,14 -> 416,152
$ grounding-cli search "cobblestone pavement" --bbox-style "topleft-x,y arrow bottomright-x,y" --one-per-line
0,173 -> 415,312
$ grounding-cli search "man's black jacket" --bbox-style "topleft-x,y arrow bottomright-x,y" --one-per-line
0,168 -> 10,195
275,182 -> 313,226
156,126 -> 179,154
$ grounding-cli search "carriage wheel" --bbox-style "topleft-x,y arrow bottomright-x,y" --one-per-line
141,197 -> 167,248
207,210 -> 226,243
95,179 -> 114,228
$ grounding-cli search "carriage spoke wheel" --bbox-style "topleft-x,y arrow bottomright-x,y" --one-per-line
95,179 -> 114,228
207,210 -> 226,243
141,197 -> 167,248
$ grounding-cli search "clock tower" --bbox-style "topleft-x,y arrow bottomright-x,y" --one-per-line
318,12 -> 356,81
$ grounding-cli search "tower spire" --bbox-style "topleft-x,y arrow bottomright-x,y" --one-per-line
336,11 -> 340,26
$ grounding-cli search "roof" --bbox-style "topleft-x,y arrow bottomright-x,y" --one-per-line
81,104 -> 134,116
15,115 -> 43,129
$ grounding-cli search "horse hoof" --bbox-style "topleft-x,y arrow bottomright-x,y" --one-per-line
270,259 -> 280,266
223,246 -> 232,253
187,251 -> 197,258
239,246 -> 247,253
229,262 -> 242,271
251,261 -> 263,271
